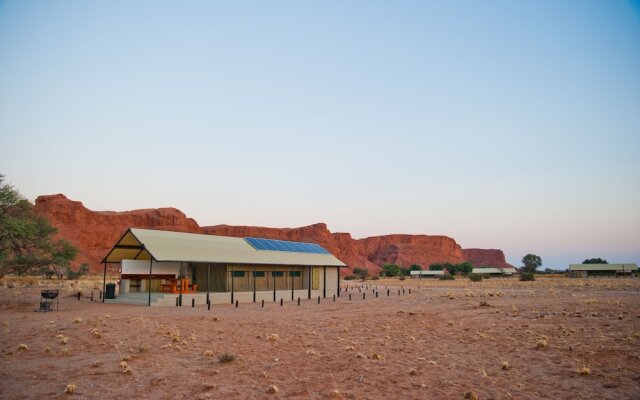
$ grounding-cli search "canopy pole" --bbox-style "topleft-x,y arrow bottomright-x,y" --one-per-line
337,267 -> 340,297
102,261 -> 107,303
323,266 -> 327,298
273,265 -> 276,302
308,266 -> 311,299
179,262 -> 183,306
291,268 -> 294,300
253,265 -> 256,303
148,258 -> 153,307
206,263 -> 210,304
231,265 -> 234,304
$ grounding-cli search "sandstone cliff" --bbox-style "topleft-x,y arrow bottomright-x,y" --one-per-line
34,194 -> 513,274
462,248 -> 513,269
34,194 -> 200,268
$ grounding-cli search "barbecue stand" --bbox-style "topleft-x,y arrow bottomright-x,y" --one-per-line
37,290 -> 59,312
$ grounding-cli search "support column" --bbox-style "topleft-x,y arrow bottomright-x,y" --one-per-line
337,267 -> 340,297
148,258 -> 153,307
291,268 -> 294,300
179,262 -> 183,307
308,266 -> 311,299
102,261 -> 107,303
206,263 -> 210,304
253,265 -> 256,303
273,265 -> 276,302
231,265 -> 234,304
323,266 -> 326,298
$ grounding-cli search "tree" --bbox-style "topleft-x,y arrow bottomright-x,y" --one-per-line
0,174 -> 77,277
429,263 -> 446,271
381,264 -> 400,277
410,264 -> 422,271
352,267 -> 369,281
583,258 -> 607,264
521,254 -> 542,273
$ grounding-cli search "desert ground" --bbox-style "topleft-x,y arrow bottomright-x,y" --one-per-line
1,276 -> 639,399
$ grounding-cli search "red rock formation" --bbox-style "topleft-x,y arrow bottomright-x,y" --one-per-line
34,194 -> 200,269
462,248 -> 513,269
358,234 -> 466,270
34,194 -> 513,274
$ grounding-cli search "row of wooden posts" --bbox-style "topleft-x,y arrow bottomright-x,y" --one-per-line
173,283 -> 416,309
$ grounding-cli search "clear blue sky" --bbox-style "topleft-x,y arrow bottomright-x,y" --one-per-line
1,1 -> 639,269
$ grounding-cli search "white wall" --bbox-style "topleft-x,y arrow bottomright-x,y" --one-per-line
122,260 -> 181,276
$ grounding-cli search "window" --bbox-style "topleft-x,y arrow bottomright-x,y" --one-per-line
231,271 -> 245,278
289,271 -> 301,277
253,271 -> 265,277
272,271 -> 284,277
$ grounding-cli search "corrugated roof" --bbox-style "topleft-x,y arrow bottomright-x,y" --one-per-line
472,267 -> 503,274
410,270 -> 445,275
568,264 -> 638,272
103,228 -> 347,267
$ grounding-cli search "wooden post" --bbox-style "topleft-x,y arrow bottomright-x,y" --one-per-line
207,263 -> 211,305
102,261 -> 107,303
148,258 -> 153,307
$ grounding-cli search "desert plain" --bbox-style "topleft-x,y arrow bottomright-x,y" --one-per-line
1,277 -> 639,399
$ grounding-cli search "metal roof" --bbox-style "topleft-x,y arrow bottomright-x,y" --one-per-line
472,267 -> 503,274
102,228 -> 347,267
410,270 -> 445,275
568,264 -> 638,272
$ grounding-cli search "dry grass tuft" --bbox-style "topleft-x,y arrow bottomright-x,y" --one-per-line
91,328 -> 101,338
73,317 -> 82,324
580,366 -> 591,375
267,385 -> 278,394
64,383 -> 76,394
119,361 -> 134,374
464,390 -> 478,400
18,343 -> 28,350
372,352 -> 383,360
501,361 -> 510,370
204,350 -> 214,356
536,337 -> 548,349
355,353 -> 368,359
266,333 -> 279,342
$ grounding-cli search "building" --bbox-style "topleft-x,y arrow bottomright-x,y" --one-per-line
471,267 -> 514,277
102,228 -> 346,306
410,270 -> 445,279
568,264 -> 638,278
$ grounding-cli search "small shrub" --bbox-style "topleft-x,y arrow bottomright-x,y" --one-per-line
218,353 -> 236,363
399,275 -> 406,281
520,272 -> 535,281
439,274 -> 454,281
343,275 -> 355,281
371,275 -> 380,280
468,273 -> 483,282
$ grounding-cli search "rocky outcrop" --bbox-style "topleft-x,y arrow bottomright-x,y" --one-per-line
34,194 -> 200,268
462,248 -> 513,269
34,194 -> 513,274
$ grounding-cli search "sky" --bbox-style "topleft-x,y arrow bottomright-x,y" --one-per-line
1,1 -> 639,269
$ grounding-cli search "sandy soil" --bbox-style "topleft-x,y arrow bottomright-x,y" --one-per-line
1,277 -> 639,399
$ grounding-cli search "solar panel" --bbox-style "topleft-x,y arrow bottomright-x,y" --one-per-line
244,237 -> 330,254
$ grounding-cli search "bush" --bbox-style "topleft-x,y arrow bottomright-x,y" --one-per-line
468,273 -> 483,282
520,272 -> 535,281
399,275 -> 406,281
371,275 -> 380,280
217,353 -> 236,363
439,274 -> 454,280
343,275 -> 355,281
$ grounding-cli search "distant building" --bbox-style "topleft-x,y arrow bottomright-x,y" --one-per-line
410,270 -> 445,279
471,267 -> 517,276
568,264 -> 638,278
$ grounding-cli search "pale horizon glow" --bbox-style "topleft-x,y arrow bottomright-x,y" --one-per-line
1,1 -> 639,268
